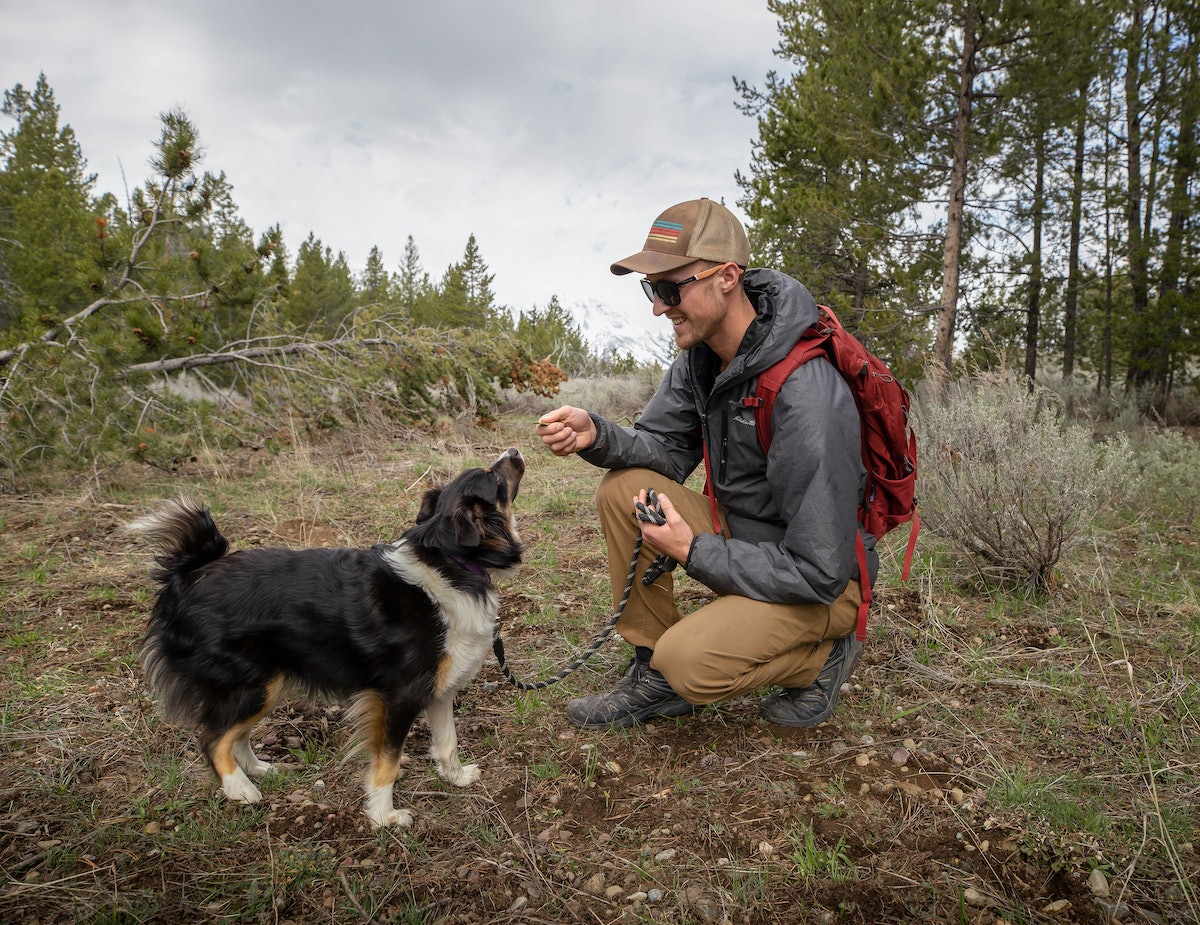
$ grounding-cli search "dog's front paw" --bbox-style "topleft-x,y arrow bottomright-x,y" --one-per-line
439,761 -> 481,788
366,807 -> 414,829
221,772 -> 263,804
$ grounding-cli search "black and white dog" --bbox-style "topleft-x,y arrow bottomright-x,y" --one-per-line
128,448 -> 524,828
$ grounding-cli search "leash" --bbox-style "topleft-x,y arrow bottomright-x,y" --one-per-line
493,488 -> 675,691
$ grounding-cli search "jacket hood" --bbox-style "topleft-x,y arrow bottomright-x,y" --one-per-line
740,268 -> 821,373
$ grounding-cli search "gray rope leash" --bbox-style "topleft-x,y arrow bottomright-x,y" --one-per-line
493,488 -> 675,690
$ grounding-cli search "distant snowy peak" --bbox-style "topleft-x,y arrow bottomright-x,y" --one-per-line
571,299 -> 676,366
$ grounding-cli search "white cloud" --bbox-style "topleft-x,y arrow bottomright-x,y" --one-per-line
0,0 -> 780,339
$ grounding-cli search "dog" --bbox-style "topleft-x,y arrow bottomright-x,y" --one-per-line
128,447 -> 524,828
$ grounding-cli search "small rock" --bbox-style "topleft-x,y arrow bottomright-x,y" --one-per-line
583,872 -> 606,895
1042,899 -> 1071,914
757,841 -> 773,857
604,885 -> 624,900
507,896 -> 528,913
963,887 -> 989,908
1087,868 -> 1110,898
654,848 -> 676,862
854,753 -> 870,767
646,888 -> 663,903
892,748 -> 911,766
949,787 -> 966,804
144,821 -> 161,835
628,891 -> 648,903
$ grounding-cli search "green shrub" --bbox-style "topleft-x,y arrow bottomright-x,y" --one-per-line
914,368 -> 1138,590
1130,427 -> 1200,528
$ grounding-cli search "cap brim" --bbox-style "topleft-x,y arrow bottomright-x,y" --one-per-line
610,250 -> 697,276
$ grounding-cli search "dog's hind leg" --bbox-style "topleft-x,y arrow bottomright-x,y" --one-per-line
426,693 -> 480,787
231,677 -> 284,778
354,693 -> 419,828
205,677 -> 284,804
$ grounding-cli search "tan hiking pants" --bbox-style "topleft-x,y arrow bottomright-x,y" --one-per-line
596,467 -> 862,705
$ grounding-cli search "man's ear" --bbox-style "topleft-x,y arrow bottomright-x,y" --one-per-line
717,262 -> 744,295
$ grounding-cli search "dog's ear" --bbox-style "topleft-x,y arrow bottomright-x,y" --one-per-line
451,505 -> 484,547
416,487 -> 442,524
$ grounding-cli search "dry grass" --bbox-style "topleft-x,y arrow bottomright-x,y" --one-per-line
0,414 -> 1196,924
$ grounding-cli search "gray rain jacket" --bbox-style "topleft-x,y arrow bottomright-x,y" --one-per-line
579,268 -> 873,605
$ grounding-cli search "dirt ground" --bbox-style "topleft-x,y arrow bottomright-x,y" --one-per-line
0,430 -> 1195,924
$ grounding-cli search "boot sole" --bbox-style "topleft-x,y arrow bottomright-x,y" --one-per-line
566,699 -> 698,730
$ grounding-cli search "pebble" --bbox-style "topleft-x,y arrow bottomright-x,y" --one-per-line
892,748 -> 910,766
1087,868 -> 1110,898
654,848 -> 676,862
583,872 -> 606,895
963,887 -> 989,907
646,888 -> 663,903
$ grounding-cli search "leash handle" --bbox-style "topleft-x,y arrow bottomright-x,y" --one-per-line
494,487 -> 671,690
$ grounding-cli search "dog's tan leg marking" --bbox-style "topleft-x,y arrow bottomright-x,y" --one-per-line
426,694 -> 479,787
433,654 -> 456,699
358,696 -> 413,828
232,676 -> 284,778
212,676 -> 285,804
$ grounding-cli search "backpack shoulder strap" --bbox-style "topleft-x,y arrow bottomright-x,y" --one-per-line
744,309 -> 834,454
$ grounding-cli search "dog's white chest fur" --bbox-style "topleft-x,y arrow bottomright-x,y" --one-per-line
382,541 -> 497,694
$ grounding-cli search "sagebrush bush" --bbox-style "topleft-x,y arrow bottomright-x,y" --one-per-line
499,369 -> 661,423
914,368 -> 1139,590
1130,427 -> 1200,528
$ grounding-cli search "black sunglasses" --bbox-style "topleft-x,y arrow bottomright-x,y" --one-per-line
640,263 -> 726,307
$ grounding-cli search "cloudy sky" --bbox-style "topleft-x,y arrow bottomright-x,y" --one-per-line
2,1 -> 782,344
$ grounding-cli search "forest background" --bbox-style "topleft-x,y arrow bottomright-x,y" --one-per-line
1,0 -> 1199,478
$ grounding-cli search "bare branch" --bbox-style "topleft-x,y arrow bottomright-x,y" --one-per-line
124,336 -> 405,375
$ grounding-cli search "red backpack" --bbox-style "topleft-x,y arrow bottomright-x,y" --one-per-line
716,304 -> 919,642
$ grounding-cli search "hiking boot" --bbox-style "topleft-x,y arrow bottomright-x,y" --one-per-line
566,658 -> 697,729
758,634 -> 863,727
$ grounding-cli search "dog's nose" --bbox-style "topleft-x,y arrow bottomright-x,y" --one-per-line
495,447 -> 524,471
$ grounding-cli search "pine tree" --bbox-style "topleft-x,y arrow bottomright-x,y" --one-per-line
0,73 -> 98,332
358,244 -> 395,306
284,232 -> 355,334
427,234 -> 496,329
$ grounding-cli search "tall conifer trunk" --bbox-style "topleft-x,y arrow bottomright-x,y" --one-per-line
932,0 -> 980,384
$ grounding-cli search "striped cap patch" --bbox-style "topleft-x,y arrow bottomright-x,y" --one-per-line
646,219 -> 684,245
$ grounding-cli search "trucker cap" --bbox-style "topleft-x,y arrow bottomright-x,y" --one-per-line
610,197 -> 751,276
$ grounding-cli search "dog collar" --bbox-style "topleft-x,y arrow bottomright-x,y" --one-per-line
450,554 -> 488,578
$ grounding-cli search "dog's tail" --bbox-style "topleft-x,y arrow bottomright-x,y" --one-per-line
126,496 -> 229,582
